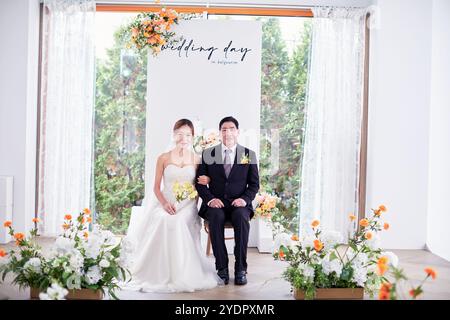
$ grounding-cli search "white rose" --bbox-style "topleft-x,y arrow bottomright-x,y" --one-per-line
85,266 -> 102,285
99,259 -> 110,268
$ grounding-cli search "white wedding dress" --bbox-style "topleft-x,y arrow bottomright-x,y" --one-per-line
123,164 -> 221,293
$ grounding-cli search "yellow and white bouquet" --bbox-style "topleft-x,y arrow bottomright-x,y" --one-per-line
254,192 -> 279,219
172,181 -> 198,202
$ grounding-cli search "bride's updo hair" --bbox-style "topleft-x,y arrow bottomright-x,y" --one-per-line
173,118 -> 194,135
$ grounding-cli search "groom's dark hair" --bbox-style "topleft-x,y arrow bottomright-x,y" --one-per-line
219,116 -> 239,130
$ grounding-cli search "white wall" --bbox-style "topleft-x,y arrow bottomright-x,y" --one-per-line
0,0 -> 40,234
366,0 -> 432,249
426,0 -> 450,261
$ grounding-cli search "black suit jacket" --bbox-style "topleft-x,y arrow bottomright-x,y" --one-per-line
196,144 -> 260,219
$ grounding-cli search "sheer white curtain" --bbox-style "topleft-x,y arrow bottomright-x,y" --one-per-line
38,0 -> 95,236
299,7 -> 367,237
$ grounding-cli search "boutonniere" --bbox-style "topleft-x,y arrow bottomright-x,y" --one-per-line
240,154 -> 250,164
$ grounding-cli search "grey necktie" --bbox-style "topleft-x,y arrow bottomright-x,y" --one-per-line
224,149 -> 232,178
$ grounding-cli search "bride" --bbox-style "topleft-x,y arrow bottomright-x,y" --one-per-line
124,119 -> 222,293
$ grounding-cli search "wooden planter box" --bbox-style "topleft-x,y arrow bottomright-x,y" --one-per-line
294,287 -> 364,300
30,287 -> 104,300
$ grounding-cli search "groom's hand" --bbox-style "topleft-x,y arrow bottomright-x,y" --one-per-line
232,198 -> 246,207
208,198 -> 225,208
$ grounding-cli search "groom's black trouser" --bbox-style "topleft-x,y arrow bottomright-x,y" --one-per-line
205,203 -> 251,273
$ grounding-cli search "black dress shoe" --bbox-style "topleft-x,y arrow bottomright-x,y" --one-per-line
234,271 -> 247,285
217,268 -> 229,285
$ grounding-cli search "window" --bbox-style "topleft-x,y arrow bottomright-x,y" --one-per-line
93,7 -> 312,235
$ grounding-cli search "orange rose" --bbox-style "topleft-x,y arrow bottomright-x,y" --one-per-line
64,214 -> 72,221
349,214 -> 356,221
32,217 -> 40,223
424,267 -> 437,280
87,217 -> 92,223
14,233 -> 25,241
378,205 -> 387,212
0,249 -> 7,257
383,222 -> 390,230
81,217 -> 86,224
378,256 -> 388,265
311,220 -> 320,228
374,209 -> 382,216
291,234 -> 299,241
313,239 -> 324,252
83,231 -> 89,239
62,223 -> 70,230
364,231 -> 373,240
359,219 -> 369,227
83,208 -> 91,215
278,249 -> 285,260
3,221 -> 12,228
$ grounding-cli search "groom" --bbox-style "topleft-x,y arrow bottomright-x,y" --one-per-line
196,116 -> 259,285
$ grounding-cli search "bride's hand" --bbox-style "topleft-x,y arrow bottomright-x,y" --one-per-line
197,175 -> 210,185
163,202 -> 176,215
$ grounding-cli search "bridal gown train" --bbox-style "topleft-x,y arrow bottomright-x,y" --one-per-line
124,164 -> 221,293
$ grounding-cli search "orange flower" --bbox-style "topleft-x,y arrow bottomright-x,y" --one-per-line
359,219 -> 369,227
311,220 -> 320,228
364,231 -> 373,240
291,234 -> 299,241
383,222 -> 390,230
62,223 -> 70,230
349,214 -> 356,221
379,205 -> 387,212
81,217 -> 86,224
278,249 -> 285,260
0,249 -> 7,257
32,217 -> 40,223
424,267 -> 437,280
83,231 -> 89,239
64,214 -> 72,221
377,263 -> 388,275
378,282 -> 392,300
378,256 -> 388,265
14,233 -> 25,241
87,217 -> 92,223
3,221 -> 12,228
374,209 -> 382,216
83,208 -> 91,215
313,239 -> 324,252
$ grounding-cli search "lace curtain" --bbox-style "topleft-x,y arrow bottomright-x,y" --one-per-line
299,7 -> 368,238
38,0 -> 95,236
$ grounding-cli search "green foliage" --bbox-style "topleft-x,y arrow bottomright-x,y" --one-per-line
94,26 -> 148,234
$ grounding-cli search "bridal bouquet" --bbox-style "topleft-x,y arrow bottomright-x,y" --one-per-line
173,181 -> 198,203
123,8 -> 199,56
274,205 -> 393,299
254,192 -> 280,219
0,209 -> 134,300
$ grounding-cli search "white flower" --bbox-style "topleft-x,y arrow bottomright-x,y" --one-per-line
299,264 -> 315,280
320,230 -> 343,251
381,251 -> 399,267
68,250 -> 84,272
85,266 -> 102,285
299,234 -> 315,249
365,232 -> 381,249
273,232 -> 292,253
24,257 -> 42,274
0,255 -> 9,267
321,257 -> 343,276
55,236 -> 75,254
66,273 -> 82,290
39,283 -> 68,300
352,265 -> 368,287
99,259 -> 110,268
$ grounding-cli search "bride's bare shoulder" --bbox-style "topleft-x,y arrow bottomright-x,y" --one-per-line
157,152 -> 171,165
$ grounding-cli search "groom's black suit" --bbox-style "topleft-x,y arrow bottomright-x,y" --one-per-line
196,143 -> 259,273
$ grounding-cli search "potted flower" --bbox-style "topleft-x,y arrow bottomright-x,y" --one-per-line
273,205 -> 393,299
0,209 -> 134,300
